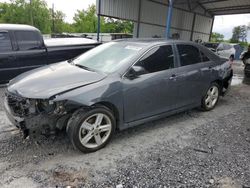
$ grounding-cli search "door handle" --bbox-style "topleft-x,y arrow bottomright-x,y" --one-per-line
169,74 -> 177,80
8,55 -> 16,61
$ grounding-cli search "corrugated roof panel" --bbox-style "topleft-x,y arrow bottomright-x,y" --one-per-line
201,0 -> 250,15
99,0 -> 139,21
140,0 -> 168,25
172,9 -> 194,30
194,15 -> 212,34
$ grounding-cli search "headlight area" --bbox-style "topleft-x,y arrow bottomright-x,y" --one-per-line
36,100 -> 67,115
24,99 -> 84,137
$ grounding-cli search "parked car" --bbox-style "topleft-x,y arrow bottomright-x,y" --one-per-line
203,42 -> 235,60
0,24 -> 100,84
4,39 -> 233,153
240,50 -> 250,77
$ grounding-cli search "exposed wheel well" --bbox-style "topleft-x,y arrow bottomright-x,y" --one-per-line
93,102 -> 120,126
212,80 -> 223,94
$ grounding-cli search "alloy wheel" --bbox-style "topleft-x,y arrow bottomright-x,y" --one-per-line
78,113 -> 112,149
205,85 -> 219,109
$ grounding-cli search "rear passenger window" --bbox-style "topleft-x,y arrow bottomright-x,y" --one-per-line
177,44 -> 201,66
200,51 -> 210,62
15,31 -> 41,50
136,45 -> 174,74
0,32 -> 12,52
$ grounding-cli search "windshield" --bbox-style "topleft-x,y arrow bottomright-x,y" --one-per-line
73,42 -> 143,73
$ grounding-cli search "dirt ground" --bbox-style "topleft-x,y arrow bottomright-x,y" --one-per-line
0,61 -> 249,188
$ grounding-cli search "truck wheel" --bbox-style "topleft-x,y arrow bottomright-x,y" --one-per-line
201,82 -> 220,111
66,107 -> 116,153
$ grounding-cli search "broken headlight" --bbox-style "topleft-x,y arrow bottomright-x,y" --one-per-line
37,100 -> 56,113
36,100 -> 67,115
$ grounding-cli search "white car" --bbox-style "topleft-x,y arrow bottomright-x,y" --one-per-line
204,42 -> 236,60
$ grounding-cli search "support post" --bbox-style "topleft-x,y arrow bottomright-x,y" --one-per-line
209,16 -> 215,42
97,0 -> 101,42
136,0 -> 142,38
190,13 -> 196,41
166,0 -> 174,39
29,0 -> 34,26
52,3 -> 55,33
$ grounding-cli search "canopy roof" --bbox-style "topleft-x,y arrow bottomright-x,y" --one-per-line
175,0 -> 250,15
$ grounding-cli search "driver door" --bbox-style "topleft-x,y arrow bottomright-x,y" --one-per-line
122,45 -> 179,123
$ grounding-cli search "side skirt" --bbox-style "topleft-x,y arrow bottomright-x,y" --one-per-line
120,103 -> 200,131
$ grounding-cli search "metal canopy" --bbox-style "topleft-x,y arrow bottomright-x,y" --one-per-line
97,0 -> 250,41
174,0 -> 250,15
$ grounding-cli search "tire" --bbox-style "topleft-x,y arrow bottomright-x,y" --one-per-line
66,106 -> 116,153
201,82 -> 220,111
229,54 -> 234,61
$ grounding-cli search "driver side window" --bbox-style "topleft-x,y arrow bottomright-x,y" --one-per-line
135,45 -> 174,75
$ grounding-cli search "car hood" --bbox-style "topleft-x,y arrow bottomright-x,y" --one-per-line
8,61 -> 107,99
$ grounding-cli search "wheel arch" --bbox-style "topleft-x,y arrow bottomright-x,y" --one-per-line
211,79 -> 223,95
93,101 -> 120,129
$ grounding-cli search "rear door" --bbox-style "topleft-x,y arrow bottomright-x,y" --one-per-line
15,30 -> 47,73
0,31 -> 17,84
174,44 -> 203,107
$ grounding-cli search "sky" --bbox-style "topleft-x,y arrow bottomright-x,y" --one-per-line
1,0 -> 250,41
213,14 -> 250,41
44,0 -> 95,23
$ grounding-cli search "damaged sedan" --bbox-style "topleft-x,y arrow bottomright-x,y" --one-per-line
4,39 -> 233,153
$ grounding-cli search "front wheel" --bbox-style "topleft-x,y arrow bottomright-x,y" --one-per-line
201,83 -> 220,111
67,107 -> 116,153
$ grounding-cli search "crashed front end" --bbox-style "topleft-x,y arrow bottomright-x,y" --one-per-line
4,91 -> 74,137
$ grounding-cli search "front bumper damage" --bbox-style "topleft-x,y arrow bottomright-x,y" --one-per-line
4,92 -> 74,138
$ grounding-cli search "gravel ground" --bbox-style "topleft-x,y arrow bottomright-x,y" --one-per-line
0,61 -> 249,188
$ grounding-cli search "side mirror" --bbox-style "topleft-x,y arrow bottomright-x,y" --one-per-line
126,66 -> 146,79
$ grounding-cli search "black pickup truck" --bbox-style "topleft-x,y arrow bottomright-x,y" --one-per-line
0,24 -> 100,84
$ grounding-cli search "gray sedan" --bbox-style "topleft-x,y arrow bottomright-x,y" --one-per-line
4,39 -> 233,152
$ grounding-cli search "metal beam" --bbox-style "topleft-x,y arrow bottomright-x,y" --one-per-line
97,0 -> 101,42
136,0 -> 142,38
190,13 -> 196,41
166,0 -> 174,38
197,1 -> 212,16
199,0 -> 229,5
209,16 -> 214,41
207,5 -> 250,12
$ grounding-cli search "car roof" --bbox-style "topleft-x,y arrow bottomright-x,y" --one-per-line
0,24 -> 39,32
114,38 -> 199,47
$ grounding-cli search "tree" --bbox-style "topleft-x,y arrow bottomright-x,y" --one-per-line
0,2 -> 133,34
102,18 -> 133,33
0,0 -> 51,33
210,32 -> 224,42
73,5 -> 102,33
230,25 -> 248,43
73,5 -> 133,33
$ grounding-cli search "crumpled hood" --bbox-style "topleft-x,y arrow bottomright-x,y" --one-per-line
8,61 -> 106,99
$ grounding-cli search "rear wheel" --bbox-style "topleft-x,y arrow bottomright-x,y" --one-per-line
67,107 -> 116,153
201,83 -> 220,111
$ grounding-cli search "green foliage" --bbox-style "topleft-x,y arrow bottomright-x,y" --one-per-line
210,32 -> 224,42
73,5 -> 99,33
0,0 -> 51,33
230,25 -> 248,43
102,18 -> 134,33
0,1 -> 133,34
73,5 -> 133,33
